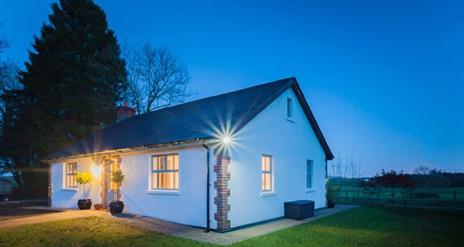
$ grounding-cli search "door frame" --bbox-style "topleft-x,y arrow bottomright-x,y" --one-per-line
101,156 -> 121,208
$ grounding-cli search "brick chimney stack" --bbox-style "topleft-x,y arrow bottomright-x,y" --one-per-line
116,101 -> 136,122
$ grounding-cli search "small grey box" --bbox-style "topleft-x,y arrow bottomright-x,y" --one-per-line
284,200 -> 315,220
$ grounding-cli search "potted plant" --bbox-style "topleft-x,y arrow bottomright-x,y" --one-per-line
76,172 -> 92,210
109,169 -> 124,214
326,178 -> 339,208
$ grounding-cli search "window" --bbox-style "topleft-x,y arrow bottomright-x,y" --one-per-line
287,97 -> 293,118
306,160 -> 313,189
64,162 -> 77,188
151,154 -> 179,190
261,155 -> 273,192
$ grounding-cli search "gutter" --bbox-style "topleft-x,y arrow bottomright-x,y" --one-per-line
43,139 -> 207,163
202,144 -> 211,232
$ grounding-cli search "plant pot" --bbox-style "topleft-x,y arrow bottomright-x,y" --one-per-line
77,199 -> 92,210
327,201 -> 335,208
109,201 -> 124,214
94,203 -> 102,210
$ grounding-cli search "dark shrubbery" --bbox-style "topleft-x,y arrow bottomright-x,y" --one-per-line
411,170 -> 464,188
358,169 -> 464,189
361,170 -> 415,188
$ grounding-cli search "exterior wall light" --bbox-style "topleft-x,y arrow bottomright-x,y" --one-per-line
222,135 -> 232,146
91,165 -> 101,178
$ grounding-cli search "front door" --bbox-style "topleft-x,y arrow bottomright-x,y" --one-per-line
102,157 -> 120,208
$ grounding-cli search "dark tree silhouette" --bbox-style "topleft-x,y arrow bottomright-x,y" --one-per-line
1,0 -> 127,197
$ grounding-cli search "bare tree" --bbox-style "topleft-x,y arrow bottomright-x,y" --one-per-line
124,43 -> 192,114
330,154 -> 348,178
329,154 -> 363,178
413,166 -> 431,175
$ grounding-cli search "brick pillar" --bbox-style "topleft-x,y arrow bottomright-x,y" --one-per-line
101,159 -> 108,209
214,153 -> 231,232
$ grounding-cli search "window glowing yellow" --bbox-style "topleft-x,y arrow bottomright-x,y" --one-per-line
261,155 -> 272,192
64,162 -> 77,188
152,154 -> 179,190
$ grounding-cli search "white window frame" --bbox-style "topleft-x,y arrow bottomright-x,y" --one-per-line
148,153 -> 180,194
261,154 -> 274,194
63,162 -> 77,189
306,160 -> 314,190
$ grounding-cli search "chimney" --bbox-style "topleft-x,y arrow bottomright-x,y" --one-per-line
116,101 -> 136,122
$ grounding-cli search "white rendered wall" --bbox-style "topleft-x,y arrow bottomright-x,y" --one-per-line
119,146 -> 209,227
51,157 -> 101,208
228,88 -> 327,228
51,146 -> 214,228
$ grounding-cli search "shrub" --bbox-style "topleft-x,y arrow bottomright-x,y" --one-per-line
361,170 -> 415,188
111,169 -> 124,201
76,172 -> 91,185
76,172 -> 92,198
326,178 -> 341,203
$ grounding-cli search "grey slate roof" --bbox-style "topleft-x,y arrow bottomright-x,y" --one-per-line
50,77 -> 334,160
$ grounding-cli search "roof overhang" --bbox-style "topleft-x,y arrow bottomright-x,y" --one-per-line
43,138 -> 211,164
289,78 -> 334,160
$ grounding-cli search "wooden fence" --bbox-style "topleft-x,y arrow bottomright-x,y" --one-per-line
334,187 -> 464,210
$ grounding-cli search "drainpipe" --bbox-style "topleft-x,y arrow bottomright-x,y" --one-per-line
202,144 -> 211,232
325,159 -> 328,179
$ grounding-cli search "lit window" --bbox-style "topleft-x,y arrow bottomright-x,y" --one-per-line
261,155 -> 273,192
64,162 -> 77,188
287,97 -> 293,118
151,154 -> 179,190
307,160 -> 313,189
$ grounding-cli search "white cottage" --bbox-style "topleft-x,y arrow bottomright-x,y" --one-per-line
47,77 -> 334,232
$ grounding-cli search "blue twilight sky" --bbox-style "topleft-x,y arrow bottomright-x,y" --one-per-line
0,0 -> 463,175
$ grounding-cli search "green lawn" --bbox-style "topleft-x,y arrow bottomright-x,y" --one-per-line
0,206 -> 463,247
236,207 -> 464,247
335,185 -> 464,200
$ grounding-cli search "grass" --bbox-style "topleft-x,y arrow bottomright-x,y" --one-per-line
235,206 -> 464,247
0,206 -> 463,247
0,217 -> 212,247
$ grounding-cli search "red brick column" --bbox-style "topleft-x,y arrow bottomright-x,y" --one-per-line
214,153 -> 231,232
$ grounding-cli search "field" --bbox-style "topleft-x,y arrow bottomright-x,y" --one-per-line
333,184 -> 464,209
